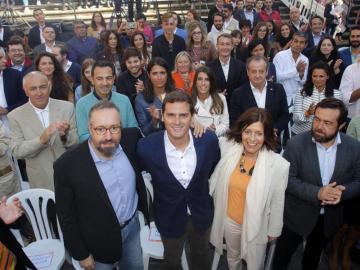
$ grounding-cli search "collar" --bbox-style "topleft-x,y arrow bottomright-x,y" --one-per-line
312,132 -> 342,149
93,90 -> 112,101
250,81 -> 267,92
312,32 -> 323,38
64,60 -> 72,70
29,99 -> 50,113
88,138 -> 122,163
219,57 -> 230,66
164,130 -> 194,152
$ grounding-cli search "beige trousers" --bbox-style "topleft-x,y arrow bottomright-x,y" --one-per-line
224,217 -> 267,270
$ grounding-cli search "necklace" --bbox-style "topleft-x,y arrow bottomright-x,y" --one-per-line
239,152 -> 255,176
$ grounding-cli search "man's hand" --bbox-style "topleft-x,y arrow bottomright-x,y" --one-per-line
135,79 -> 144,93
0,196 -> 23,225
80,255 -> 95,270
40,122 -> 70,144
296,60 -> 307,78
317,182 -> 344,204
0,106 -> 8,116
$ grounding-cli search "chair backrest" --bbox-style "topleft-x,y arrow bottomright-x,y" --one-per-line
7,189 -> 63,242
141,171 -> 154,202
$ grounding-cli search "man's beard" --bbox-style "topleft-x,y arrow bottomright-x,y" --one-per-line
350,40 -> 360,49
96,140 -> 119,157
311,128 -> 338,144
215,24 -> 223,31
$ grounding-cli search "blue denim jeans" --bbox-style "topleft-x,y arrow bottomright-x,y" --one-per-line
95,212 -> 143,270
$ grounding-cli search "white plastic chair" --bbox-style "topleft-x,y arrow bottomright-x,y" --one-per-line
140,172 -> 189,270
7,188 -> 65,270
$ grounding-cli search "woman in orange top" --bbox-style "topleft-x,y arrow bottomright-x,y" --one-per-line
172,51 -> 195,95
209,108 -> 289,270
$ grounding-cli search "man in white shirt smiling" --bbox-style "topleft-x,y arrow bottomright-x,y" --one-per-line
137,91 -> 220,270
8,71 -> 78,190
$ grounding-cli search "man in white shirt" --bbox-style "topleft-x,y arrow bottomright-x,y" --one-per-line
207,12 -> 231,46
137,91 -> 220,270
273,31 -> 309,106
8,71 -> 78,190
339,62 -> 360,118
223,4 -> 239,32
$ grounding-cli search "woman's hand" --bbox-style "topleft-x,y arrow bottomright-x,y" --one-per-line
148,106 -> 161,126
0,196 -> 23,225
191,118 -> 206,138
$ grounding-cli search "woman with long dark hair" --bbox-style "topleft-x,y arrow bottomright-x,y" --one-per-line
131,31 -> 151,68
96,30 -> 123,76
35,52 -> 73,102
135,57 -> 174,135
87,11 -> 107,40
274,23 -> 294,54
292,61 -> 343,135
192,66 -> 229,136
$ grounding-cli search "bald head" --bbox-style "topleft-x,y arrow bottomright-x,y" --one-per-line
23,71 -> 51,109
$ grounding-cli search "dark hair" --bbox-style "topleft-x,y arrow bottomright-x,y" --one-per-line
231,29 -> 243,48
312,35 -> 339,63
35,52 -> 72,101
293,31 -> 308,42
122,46 -> 142,62
80,58 -> 95,97
227,107 -> 277,151
310,14 -> 324,25
135,13 -> 147,21
213,12 -> 224,21
6,35 -> 24,49
191,66 -> 224,114
240,19 -> 252,29
32,8 -> 43,16
350,26 -> 360,34
253,21 -> 269,41
247,38 -> 269,57
266,19 -> 277,36
145,57 -> 174,103
301,61 -> 334,97
170,11 -> 182,26
91,60 -> 116,77
89,100 -> 120,120
162,90 -> 195,115
223,3 -> 234,12
130,31 -> 150,61
315,97 -> 348,126
187,9 -> 199,21
101,30 -> 123,63
54,44 -> 68,57
275,23 -> 294,47
91,11 -> 106,31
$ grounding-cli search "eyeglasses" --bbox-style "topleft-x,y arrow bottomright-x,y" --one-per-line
92,125 -> 121,135
192,31 -> 202,36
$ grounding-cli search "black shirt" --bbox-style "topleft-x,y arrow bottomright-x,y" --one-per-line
116,70 -> 148,107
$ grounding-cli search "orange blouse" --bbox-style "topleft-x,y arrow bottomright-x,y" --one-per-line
172,71 -> 195,95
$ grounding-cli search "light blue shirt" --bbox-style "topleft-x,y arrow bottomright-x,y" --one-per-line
88,140 -> 138,223
314,133 -> 341,213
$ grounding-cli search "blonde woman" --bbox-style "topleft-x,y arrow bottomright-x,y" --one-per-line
172,51 -> 196,95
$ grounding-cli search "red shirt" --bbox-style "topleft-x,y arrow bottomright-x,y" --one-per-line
259,9 -> 282,26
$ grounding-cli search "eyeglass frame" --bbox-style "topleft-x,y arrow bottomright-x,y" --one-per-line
90,125 -> 121,136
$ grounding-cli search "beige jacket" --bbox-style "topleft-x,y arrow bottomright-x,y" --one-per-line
0,120 -> 20,198
209,138 -> 289,260
8,99 -> 78,191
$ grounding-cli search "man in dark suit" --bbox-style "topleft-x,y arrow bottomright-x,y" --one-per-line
32,26 -> 65,58
339,26 -> 360,68
0,47 -> 27,115
207,0 -> 224,32
273,98 -> 360,270
207,33 -> 247,107
28,8 -> 55,49
303,15 -> 326,58
0,197 -> 36,270
229,56 -> 289,134
54,100 -> 149,269
137,91 -> 220,270
234,0 -> 260,29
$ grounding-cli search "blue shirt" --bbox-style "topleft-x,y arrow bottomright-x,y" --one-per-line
155,27 -> 187,40
67,36 -> 97,64
88,140 -> 138,223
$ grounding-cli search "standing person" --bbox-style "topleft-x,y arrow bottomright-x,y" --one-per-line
259,0 -> 282,26
186,21 -> 217,69
192,66 -> 229,137
210,107 -> 289,270
117,47 -> 148,106
339,26 -> 360,68
223,4 -> 240,32
207,13 -> 231,46
289,7 -> 307,32
207,33 -> 247,106
273,23 -> 294,54
76,61 -> 138,142
230,30 -> 246,62
28,8 -> 57,49
207,0 -> 224,32
273,98 -> 360,270
32,26 -> 65,57
303,15 -> 326,58
67,21 -> 97,65
172,51 -> 195,95
135,57 -> 174,136
184,9 -> 208,36
130,32 -> 151,68
273,31 -> 309,106
137,91 -> 220,270
154,12 -> 187,41
292,61 -> 343,135
55,100 -> 150,270
135,13 -> 154,45
87,11 -> 107,40
234,0 -> 260,29
128,0 -> 142,22
152,12 -> 186,71
8,71 -> 78,190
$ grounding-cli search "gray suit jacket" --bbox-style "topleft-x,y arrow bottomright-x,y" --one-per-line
283,131 -> 360,237
32,41 -> 66,58
8,98 -> 78,191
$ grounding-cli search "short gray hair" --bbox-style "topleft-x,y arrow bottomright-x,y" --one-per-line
23,71 -> 48,88
246,55 -> 269,71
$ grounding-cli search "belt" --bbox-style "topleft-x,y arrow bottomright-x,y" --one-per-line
119,211 -> 136,229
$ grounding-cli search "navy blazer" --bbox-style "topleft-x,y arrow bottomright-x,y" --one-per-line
339,48 -> 352,68
137,130 -> 220,238
54,128 -> 150,263
283,132 -> 360,237
303,31 -> 326,58
229,81 -> 289,131
207,57 -> 248,106
3,68 -> 27,112
67,61 -> 81,90
28,22 -> 57,49
234,9 -> 260,29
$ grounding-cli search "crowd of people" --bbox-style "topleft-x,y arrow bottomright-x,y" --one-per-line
0,0 -> 360,269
